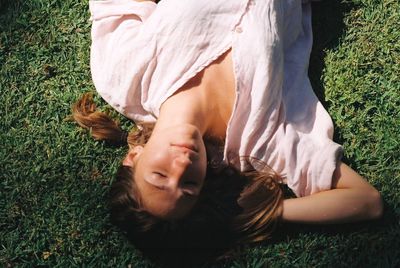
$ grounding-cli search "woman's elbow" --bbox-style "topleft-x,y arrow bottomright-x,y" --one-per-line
366,188 -> 384,220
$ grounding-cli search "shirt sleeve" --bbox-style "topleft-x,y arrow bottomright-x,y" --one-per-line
280,2 -> 341,197
89,0 -> 156,51
89,0 -> 156,21
228,0 -> 341,198
89,0 -> 157,121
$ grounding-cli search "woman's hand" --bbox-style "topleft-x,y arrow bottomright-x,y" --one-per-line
281,162 -> 383,224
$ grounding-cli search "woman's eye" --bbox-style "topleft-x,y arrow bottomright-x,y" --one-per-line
182,183 -> 198,196
154,172 -> 166,178
183,181 -> 199,192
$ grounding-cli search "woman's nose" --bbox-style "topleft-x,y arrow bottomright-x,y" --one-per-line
173,153 -> 192,167
168,154 -> 192,187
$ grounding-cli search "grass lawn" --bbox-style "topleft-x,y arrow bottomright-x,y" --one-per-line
1,0 -> 399,267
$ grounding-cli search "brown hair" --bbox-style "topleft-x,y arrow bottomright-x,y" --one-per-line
72,93 -> 283,259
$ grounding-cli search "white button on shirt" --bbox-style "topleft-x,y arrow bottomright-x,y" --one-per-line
89,0 -> 342,197
235,26 -> 243,33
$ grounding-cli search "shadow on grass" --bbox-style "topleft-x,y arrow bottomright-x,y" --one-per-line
0,0 -> 27,58
309,0 -> 355,105
275,203 -> 397,241
0,0 -> 22,19
270,202 -> 399,266
144,202 -> 399,267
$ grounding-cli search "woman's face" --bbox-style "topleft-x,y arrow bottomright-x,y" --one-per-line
125,124 -> 207,219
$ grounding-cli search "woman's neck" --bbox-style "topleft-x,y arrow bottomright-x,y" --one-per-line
155,49 -> 235,139
155,83 -> 211,135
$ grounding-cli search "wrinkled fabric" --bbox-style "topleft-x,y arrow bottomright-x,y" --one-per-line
89,0 -> 342,197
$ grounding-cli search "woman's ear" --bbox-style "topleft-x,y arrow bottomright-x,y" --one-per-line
123,145 -> 144,167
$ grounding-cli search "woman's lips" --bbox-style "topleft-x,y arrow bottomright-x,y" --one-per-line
171,143 -> 198,153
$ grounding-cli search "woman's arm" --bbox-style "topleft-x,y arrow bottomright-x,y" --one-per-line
281,162 -> 383,224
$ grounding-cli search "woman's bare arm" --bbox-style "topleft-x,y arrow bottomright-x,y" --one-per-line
281,162 -> 383,224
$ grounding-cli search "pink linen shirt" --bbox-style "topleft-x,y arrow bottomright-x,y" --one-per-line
89,0 -> 343,197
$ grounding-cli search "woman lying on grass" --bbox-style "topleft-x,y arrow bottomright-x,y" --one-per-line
73,0 -> 383,253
